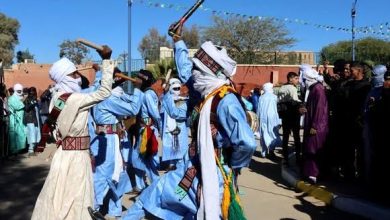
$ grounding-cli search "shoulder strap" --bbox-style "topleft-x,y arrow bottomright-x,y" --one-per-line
36,93 -> 72,151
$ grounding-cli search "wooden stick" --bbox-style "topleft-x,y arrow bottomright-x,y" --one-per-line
115,73 -> 138,83
163,69 -> 172,91
76,38 -> 104,51
165,69 -> 172,83
76,66 -> 94,71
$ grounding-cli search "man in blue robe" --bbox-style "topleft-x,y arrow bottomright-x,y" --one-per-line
257,82 -> 282,158
161,78 -> 188,170
131,69 -> 161,191
123,25 -> 256,220
89,74 -> 143,219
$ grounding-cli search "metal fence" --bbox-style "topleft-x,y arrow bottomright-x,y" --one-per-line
117,58 -> 145,93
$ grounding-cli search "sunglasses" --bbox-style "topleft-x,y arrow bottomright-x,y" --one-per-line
172,87 -> 180,91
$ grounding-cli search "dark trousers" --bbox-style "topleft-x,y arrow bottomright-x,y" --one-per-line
281,115 -> 301,163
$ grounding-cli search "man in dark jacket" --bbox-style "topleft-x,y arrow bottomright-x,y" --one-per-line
24,87 -> 41,156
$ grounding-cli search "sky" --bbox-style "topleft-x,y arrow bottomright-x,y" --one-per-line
1,0 -> 390,63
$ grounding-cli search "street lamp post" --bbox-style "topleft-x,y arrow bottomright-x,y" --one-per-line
351,0 -> 357,61
127,0 -> 134,93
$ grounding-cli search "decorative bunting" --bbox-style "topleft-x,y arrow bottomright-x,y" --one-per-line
134,0 -> 390,38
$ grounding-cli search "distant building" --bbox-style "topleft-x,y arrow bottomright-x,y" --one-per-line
159,46 -> 198,60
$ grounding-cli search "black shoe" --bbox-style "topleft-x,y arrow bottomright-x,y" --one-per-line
88,207 -> 105,220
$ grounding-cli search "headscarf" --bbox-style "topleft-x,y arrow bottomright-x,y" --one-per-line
192,41 -> 237,78
13,83 -> 23,100
371,65 -> 387,88
49,57 -> 81,93
299,64 -> 321,89
262,82 -> 274,94
168,78 -> 181,97
299,64 -> 323,102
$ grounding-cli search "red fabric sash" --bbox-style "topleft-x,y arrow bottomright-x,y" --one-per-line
139,125 -> 158,157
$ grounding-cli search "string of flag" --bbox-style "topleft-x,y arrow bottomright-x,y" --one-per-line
357,22 -> 390,36
133,0 -> 390,38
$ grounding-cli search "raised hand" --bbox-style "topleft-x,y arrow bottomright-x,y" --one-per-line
97,45 -> 112,60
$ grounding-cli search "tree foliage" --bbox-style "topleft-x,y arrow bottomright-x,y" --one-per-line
16,49 -> 34,63
182,25 -> 200,49
146,58 -> 177,80
202,16 -> 296,64
0,13 -> 20,67
59,40 -> 89,65
321,37 -> 390,65
138,28 -> 170,63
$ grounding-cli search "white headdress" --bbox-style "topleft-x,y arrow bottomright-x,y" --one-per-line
262,82 -> 274,94
13,83 -> 23,99
192,41 -> 237,78
299,64 -> 321,89
49,58 -> 81,93
168,78 -> 181,97
372,65 -> 387,88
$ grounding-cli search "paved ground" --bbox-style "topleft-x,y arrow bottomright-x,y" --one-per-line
0,143 -> 365,220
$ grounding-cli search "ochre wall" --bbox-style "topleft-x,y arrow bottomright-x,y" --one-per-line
4,63 -> 331,97
4,62 -> 96,96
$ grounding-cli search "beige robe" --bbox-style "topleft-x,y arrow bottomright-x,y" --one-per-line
31,60 -> 115,220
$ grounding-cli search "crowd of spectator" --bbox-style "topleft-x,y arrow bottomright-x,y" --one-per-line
0,83 -> 54,160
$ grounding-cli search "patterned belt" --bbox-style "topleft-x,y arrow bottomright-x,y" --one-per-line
96,124 -> 118,134
62,136 -> 90,150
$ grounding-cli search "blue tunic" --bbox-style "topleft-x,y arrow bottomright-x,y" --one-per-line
131,89 -> 161,184
124,40 -> 256,219
257,92 -> 282,156
161,92 -> 188,162
91,88 -> 143,217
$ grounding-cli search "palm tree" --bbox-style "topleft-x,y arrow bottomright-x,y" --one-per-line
147,58 -> 178,83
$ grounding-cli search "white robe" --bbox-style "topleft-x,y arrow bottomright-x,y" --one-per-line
31,60 -> 114,220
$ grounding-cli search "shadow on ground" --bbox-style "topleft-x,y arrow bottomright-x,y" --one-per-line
249,148 -> 288,186
0,156 -> 49,220
291,193 -> 368,220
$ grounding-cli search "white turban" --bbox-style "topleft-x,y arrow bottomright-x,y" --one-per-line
262,82 -> 273,94
13,83 -> 23,99
13,83 -> 23,91
169,78 -> 181,87
49,58 -> 77,83
299,64 -> 321,88
49,58 -> 81,93
169,78 -> 181,97
372,65 -> 387,88
192,41 -> 237,78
